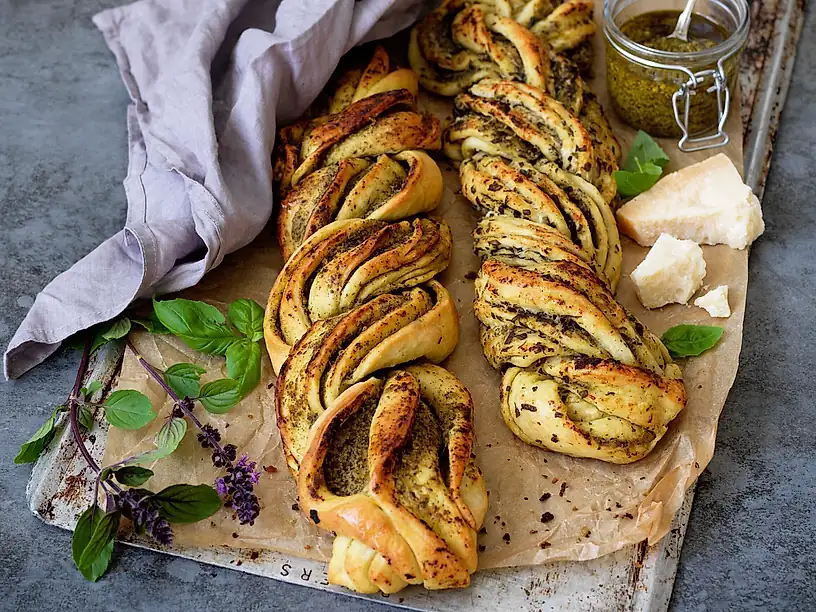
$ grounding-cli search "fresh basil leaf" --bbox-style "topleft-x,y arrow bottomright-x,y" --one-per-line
164,363 -> 206,399
228,299 -> 265,341
112,466 -> 154,487
125,418 -> 188,465
90,330 -> 110,354
77,406 -> 95,430
198,379 -> 241,414
72,505 -> 115,582
616,131 -> 670,198
151,484 -> 222,524
101,318 -> 132,342
81,380 -> 103,399
104,390 -> 156,430
155,417 -> 188,452
131,312 -> 171,335
89,318 -> 130,353
63,331 -> 89,351
661,324 -> 724,358
226,340 -> 262,398
72,506 -> 98,565
622,130 -> 670,172
614,161 -> 664,198
77,510 -> 120,570
14,412 -> 57,464
153,298 -> 240,355
614,162 -> 663,198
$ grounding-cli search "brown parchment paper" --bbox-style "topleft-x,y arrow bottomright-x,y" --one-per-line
104,4 -> 751,569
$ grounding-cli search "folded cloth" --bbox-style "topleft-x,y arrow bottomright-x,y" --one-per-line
4,0 -> 425,379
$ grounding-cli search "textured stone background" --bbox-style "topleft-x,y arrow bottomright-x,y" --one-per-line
0,1 -> 813,610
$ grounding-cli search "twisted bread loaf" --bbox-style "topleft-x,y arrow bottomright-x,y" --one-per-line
407,6 -> 687,462
446,79 -> 620,207
449,81 -> 621,290
275,281 -> 458,470
275,287 -> 487,591
267,48 -> 486,593
470,212 -> 685,462
409,0 -> 593,97
264,217 -> 453,373
277,151 -> 443,261
274,47 -> 445,261
296,362 -> 487,592
273,46 -> 438,191
501,357 -> 685,463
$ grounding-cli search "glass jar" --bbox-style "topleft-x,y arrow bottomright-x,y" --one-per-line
604,0 -> 749,152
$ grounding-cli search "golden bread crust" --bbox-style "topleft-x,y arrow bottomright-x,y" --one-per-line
408,0 -> 596,97
263,218 -> 453,373
272,46 -> 439,195
444,79 -> 619,210
501,357 -> 686,463
274,281 -> 459,471
296,367 -> 486,591
276,150 -> 444,261
461,155 -> 622,289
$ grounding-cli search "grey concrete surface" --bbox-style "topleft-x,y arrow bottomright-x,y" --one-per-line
0,0 -> 813,611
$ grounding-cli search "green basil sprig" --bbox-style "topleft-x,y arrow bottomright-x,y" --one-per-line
153,297 -> 265,400
110,466 -> 154,487
14,405 -> 65,464
18,296 -> 268,583
72,506 -> 118,582
163,362 -> 206,399
661,324 -> 724,358
614,130 -> 670,198
151,484 -> 222,524
152,298 -> 240,355
70,481 -> 220,581
119,418 -> 188,467
14,379 -> 108,464
103,390 -> 156,430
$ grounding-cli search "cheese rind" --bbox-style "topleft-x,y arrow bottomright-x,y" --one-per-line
616,153 -> 764,249
694,285 -> 731,318
631,234 -> 706,309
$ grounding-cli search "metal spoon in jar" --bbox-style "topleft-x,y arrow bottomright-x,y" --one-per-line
667,0 -> 697,42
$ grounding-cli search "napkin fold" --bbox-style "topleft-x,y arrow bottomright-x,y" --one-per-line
4,0 -> 425,379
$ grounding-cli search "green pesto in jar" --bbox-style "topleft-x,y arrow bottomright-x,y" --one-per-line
607,10 -> 734,137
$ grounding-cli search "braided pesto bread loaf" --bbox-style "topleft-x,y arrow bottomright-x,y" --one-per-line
407,6 -> 687,462
266,47 -> 487,594
409,0 -> 595,97
264,217 -> 453,372
273,46 -> 444,260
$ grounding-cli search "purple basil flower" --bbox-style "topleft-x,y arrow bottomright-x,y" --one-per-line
148,518 -> 174,546
214,454 -> 261,526
116,489 -> 174,546
197,424 -> 222,448
215,477 -> 228,497
212,443 -> 237,468
195,420 -> 261,526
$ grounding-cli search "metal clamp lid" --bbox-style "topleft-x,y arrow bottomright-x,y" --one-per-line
671,58 -> 731,152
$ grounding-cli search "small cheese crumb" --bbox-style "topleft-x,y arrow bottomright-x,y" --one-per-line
616,153 -> 764,249
694,285 -> 731,318
631,234 -> 706,309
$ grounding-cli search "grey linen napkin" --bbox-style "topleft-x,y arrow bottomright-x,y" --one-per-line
4,0 -> 425,379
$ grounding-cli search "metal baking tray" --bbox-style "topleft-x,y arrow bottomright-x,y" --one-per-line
24,0 -> 804,609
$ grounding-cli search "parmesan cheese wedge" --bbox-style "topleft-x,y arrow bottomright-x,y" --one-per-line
631,234 -> 706,309
694,285 -> 731,318
616,153 -> 764,249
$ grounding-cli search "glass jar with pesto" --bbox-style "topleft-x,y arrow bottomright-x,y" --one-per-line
604,0 -> 749,151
